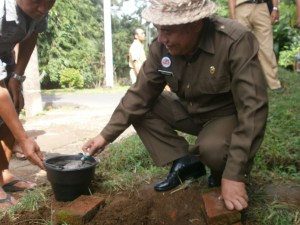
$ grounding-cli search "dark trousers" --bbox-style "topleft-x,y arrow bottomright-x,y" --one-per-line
133,91 -> 237,173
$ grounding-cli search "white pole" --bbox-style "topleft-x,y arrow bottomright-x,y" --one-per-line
16,45 -> 43,118
104,0 -> 114,88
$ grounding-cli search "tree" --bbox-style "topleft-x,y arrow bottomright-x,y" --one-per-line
38,0 -> 104,88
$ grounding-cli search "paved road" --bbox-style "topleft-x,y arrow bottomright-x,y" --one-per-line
42,92 -> 126,109
10,91 -> 135,184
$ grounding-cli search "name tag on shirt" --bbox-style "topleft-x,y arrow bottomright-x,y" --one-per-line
158,69 -> 174,77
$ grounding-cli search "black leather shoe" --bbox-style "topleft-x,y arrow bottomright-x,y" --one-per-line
208,170 -> 222,188
154,155 -> 206,192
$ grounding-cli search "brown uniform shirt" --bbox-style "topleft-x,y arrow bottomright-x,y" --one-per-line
101,16 -> 268,181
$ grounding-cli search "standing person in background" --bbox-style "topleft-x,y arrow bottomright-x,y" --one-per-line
228,0 -> 283,91
128,28 -> 146,84
0,0 -> 56,210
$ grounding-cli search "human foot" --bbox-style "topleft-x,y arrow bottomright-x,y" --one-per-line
0,189 -> 18,210
3,179 -> 36,192
12,143 -> 27,160
2,170 -> 36,192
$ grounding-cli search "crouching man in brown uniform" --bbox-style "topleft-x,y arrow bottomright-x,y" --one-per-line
83,0 -> 268,211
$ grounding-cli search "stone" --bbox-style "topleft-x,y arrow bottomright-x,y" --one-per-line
55,195 -> 105,225
201,188 -> 241,225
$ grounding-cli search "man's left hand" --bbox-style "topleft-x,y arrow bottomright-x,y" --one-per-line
7,78 -> 24,113
271,10 -> 279,24
221,178 -> 249,211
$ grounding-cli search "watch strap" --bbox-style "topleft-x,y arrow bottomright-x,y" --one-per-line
11,73 -> 26,83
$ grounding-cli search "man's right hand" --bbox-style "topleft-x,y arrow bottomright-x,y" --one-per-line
19,138 -> 45,170
82,134 -> 108,157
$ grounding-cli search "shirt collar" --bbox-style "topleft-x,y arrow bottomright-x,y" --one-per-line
197,18 -> 215,55
5,0 -> 18,22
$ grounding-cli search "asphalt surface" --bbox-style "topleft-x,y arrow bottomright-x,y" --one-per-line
10,92 -> 135,185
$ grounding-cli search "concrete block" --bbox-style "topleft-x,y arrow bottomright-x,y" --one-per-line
55,195 -> 105,225
201,188 -> 241,225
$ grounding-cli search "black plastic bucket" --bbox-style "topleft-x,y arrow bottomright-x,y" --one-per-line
44,154 -> 98,202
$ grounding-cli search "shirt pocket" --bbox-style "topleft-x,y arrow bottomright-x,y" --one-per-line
198,72 -> 231,94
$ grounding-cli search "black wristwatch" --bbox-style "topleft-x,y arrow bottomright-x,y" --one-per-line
11,73 -> 26,83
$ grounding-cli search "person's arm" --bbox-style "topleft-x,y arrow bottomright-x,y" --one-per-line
228,0 -> 237,20
7,32 -> 38,112
82,39 -> 166,156
0,82 -> 45,169
297,0 -> 300,28
222,31 -> 268,211
132,60 -> 141,75
270,0 -> 279,24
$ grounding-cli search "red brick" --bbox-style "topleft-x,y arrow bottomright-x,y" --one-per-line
201,188 -> 241,225
55,195 -> 105,225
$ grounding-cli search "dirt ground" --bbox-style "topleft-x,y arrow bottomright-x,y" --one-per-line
1,181 -> 209,225
1,178 -> 300,225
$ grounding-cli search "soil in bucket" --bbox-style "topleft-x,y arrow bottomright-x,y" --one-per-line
44,154 -> 98,202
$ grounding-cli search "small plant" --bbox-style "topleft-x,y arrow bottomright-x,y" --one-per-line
60,68 -> 84,89
0,187 -> 50,222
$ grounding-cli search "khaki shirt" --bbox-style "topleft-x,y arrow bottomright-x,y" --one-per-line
101,16 -> 268,181
129,39 -> 146,71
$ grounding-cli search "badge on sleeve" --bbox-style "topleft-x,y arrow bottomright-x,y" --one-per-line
161,56 -> 172,68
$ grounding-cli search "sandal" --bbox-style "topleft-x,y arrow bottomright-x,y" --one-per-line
0,193 -> 14,209
3,179 -> 36,192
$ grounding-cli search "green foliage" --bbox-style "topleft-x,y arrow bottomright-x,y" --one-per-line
38,0 -> 104,89
273,2 -> 300,68
111,15 -> 146,83
36,0 -> 300,88
60,68 -> 84,89
215,0 -> 230,17
279,44 -> 299,69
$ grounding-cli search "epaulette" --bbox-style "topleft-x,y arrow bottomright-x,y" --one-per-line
211,16 -> 249,41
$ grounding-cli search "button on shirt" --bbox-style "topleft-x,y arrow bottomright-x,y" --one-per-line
101,16 -> 268,181
0,0 -> 48,66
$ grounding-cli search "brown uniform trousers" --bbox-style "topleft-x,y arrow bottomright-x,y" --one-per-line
133,91 -> 238,174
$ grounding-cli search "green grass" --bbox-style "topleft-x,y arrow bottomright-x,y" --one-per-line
0,187 -> 53,224
94,135 -> 168,192
245,68 -> 300,225
252,68 -> 300,183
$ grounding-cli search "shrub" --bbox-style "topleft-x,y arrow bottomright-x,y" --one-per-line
59,68 -> 84,89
